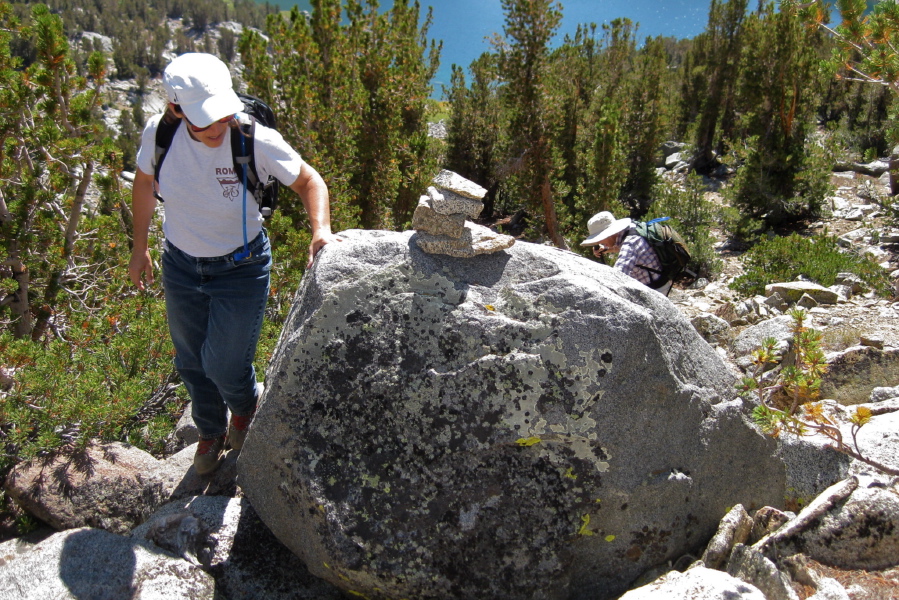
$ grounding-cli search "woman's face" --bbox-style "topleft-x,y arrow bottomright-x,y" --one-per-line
591,233 -> 621,257
186,116 -> 232,148
172,105 -> 233,148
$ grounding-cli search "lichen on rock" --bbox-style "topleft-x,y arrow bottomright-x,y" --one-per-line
238,229 -> 786,600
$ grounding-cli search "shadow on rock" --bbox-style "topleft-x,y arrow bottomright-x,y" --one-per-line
60,528 -> 138,599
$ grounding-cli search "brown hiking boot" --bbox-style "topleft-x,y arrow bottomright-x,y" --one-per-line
227,411 -> 254,451
194,436 -> 225,475
227,383 -> 262,451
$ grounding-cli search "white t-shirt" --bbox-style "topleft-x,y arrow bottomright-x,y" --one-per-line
136,112 -> 304,257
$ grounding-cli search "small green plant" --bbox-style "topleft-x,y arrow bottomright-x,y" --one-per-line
821,325 -> 865,352
740,309 -> 899,476
885,190 -> 899,229
730,233 -> 892,297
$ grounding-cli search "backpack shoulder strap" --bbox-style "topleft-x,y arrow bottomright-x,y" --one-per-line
231,114 -> 261,195
153,118 -> 180,201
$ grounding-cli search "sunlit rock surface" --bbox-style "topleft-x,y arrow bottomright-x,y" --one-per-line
238,229 -> 785,600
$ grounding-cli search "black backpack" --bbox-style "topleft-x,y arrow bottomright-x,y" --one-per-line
153,92 -> 279,218
632,217 -> 692,290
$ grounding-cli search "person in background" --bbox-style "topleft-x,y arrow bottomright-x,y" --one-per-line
128,53 -> 339,475
581,211 -> 672,295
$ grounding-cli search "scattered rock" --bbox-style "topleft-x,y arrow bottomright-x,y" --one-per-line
870,386 -> 899,402
174,404 -> 199,446
774,435 -> 851,505
701,504 -> 753,570
843,410 -> 899,476
821,346 -> 899,405
797,293 -> 819,309
731,315 -> 795,369
859,334 -> 885,349
691,312 -> 731,345
154,442 -> 239,501
787,475 -> 899,571
765,282 -> 839,306
3,442 -> 165,535
807,577 -> 851,600
620,566 -> 767,599
131,496 -> 346,599
727,543 -> 800,600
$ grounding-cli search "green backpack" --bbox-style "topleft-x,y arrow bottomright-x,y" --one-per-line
632,217 -> 692,290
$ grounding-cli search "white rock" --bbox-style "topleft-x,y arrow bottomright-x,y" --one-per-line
0,527 -> 215,600
432,169 -> 487,200
620,566 -> 766,599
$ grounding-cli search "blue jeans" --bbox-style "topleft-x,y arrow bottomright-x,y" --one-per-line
162,230 -> 271,439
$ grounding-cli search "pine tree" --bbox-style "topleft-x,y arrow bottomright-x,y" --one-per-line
239,0 -> 439,232
725,1 -> 831,227
546,23 -> 602,230
803,0 -> 899,192
0,3 -> 117,339
683,0 -> 748,173
498,0 -> 566,248
576,19 -> 636,227
444,53 -> 503,215
619,35 -> 669,213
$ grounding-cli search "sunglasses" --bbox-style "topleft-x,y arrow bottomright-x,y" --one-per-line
186,115 -> 234,133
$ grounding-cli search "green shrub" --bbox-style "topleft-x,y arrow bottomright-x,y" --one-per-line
729,233 -> 891,297
0,294 -> 183,479
646,174 -> 722,279
723,134 -> 833,227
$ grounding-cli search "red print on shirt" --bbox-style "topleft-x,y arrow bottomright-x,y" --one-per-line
217,175 -> 240,201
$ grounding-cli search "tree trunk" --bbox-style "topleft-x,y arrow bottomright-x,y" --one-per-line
8,257 -> 32,339
31,162 -> 94,341
541,176 -> 568,250
890,151 -> 898,196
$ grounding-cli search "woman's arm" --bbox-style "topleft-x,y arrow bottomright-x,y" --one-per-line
288,162 -> 341,267
128,168 -> 158,290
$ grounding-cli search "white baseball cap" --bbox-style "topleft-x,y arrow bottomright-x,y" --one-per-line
162,53 -> 244,128
581,211 -> 632,246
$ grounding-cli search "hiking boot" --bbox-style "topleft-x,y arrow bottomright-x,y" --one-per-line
227,383 -> 262,451
194,436 -> 225,475
227,411 -> 255,451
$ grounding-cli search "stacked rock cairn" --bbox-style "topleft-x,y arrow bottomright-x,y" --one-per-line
412,169 -> 516,258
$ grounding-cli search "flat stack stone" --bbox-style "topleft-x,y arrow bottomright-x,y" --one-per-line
415,221 -> 516,258
412,190 -> 468,238
432,169 -> 488,199
412,170 -> 515,258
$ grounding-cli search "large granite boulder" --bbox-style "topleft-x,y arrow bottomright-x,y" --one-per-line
238,229 -> 786,600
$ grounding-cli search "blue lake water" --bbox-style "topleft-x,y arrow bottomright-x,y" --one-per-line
263,1 -> 841,97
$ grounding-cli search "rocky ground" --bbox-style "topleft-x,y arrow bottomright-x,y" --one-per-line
669,168 -> 899,355
2,162 -> 898,598
667,168 -> 899,600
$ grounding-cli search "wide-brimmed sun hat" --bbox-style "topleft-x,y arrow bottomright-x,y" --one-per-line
580,211 -> 632,246
162,53 -> 244,128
